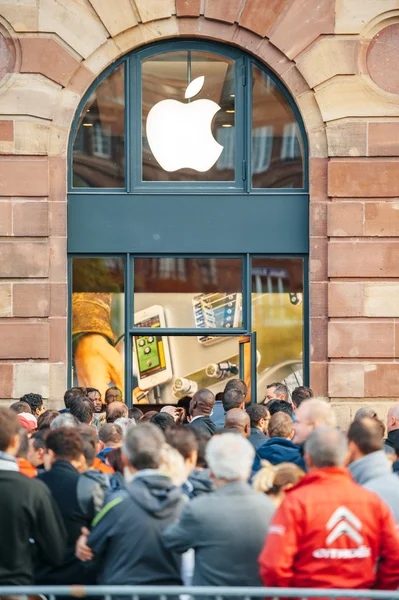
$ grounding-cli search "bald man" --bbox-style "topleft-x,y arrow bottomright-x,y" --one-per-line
189,389 -> 216,436
224,408 -> 250,439
106,401 -> 128,424
293,399 -> 336,446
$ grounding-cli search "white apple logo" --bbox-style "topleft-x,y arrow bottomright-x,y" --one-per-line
146,76 -> 224,172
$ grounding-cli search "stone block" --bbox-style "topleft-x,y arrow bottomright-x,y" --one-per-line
0,323 -> 48,359
335,0 -> 399,34
115,18 -> 179,52
89,0 -> 138,35
310,282 -> 327,317
239,0 -> 290,37
0,157 -> 48,196
68,65 -> 95,95
176,0 -> 201,16
282,66 -> 309,97
83,39 -> 120,76
49,363 -> 67,403
49,203 -> 67,237
50,318 -> 67,363
310,202 -> 327,236
328,282 -> 364,317
178,17 -> 199,35
310,317 -> 327,361
49,157 -> 67,202
197,18 -> 237,43
20,37 -> 81,87
50,283 -> 67,317
310,237 -> 327,282
13,283 -> 50,317
134,0 -> 175,23
365,283 -> 399,317
13,202 -> 49,237
38,0 -> 108,59
328,321 -> 394,358
0,284 -> 12,317
365,363 -> 399,398
256,39 -> 292,77
0,364 -> 14,398
309,361 -> 327,397
364,202 -> 399,236
204,0 -> 242,23
0,202 -> 12,235
13,363 -> 49,398
327,202 -> 364,236
296,91 -> 324,131
0,75 -> 61,121
0,1 -> 38,32
309,157 -> 328,201
328,363 -> 365,397
14,121 -> 49,155
0,242 -> 48,278
329,241 -> 399,278
332,404 -> 351,431
269,0 -> 334,60
48,126 -> 69,158
329,159 -> 399,198
308,127 -> 328,159
327,121 -> 367,157
368,122 -> 399,157
231,28 -> 263,55
49,238 -> 67,282
296,38 -> 358,88
0,121 -> 14,142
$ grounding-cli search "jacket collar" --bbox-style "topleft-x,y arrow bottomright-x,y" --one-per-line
387,429 -> 399,449
348,450 -> 392,485
215,480 -> 252,496
51,459 -> 79,473
287,466 -> 350,492
0,451 -> 18,472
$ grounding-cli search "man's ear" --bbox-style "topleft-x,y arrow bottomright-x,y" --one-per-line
240,401 -> 245,410
288,429 -> 295,441
98,440 -> 105,451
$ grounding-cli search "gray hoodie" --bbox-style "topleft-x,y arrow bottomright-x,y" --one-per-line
349,450 -> 399,522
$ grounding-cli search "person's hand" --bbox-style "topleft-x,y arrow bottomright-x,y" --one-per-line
74,334 -> 124,397
175,407 -> 186,425
76,527 -> 93,562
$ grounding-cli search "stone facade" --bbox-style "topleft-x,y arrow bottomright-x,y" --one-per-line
0,0 -> 398,426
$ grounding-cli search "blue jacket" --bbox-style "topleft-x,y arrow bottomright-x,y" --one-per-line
253,437 -> 306,472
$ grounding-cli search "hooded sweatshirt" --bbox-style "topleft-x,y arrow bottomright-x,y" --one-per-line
88,471 -> 185,585
188,469 -> 214,497
349,450 -> 399,523
253,437 -> 306,472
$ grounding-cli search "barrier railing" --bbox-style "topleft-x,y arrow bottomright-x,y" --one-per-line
0,587 -> 398,599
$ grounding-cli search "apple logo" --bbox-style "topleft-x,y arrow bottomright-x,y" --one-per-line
146,76 -> 224,173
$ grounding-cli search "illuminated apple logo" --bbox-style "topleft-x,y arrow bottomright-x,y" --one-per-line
146,76 -> 224,172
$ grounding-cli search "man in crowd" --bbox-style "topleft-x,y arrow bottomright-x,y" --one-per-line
87,388 -> 103,413
188,389 -> 216,436
291,386 -> 313,409
347,417 -> 399,522
9,401 -> 31,414
17,429 -> 37,477
246,404 -> 269,450
188,430 -> 214,497
96,423 -> 122,466
76,423 -> 185,586
212,379 -> 247,428
0,408 -> 67,585
105,387 -> 123,405
61,387 -> 87,413
106,400 -> 128,423
151,412 -> 175,432
27,430 -> 46,472
253,412 -> 305,472
224,408 -> 250,438
70,396 -> 95,425
259,426 -> 399,590
166,426 -> 199,498
264,382 -> 289,404
20,392 -> 45,418
163,433 -> 275,586
293,398 -> 336,446
267,399 -> 293,418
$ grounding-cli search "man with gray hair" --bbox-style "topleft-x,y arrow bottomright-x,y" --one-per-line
259,426 -> 399,590
292,398 -> 336,445
163,433 -> 275,587
76,423 -> 185,585
50,413 -> 79,428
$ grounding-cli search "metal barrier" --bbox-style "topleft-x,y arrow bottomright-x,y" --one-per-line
0,587 -> 398,599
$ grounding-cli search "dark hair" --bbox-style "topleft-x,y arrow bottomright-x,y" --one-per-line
291,386 -> 313,409
141,410 -> 158,422
215,392 -> 224,402
348,418 -> 383,455
64,387 -> 87,409
246,404 -> 269,428
106,401 -> 128,423
99,423 -> 123,446
45,427 -> 84,461
150,412 -> 175,432
223,388 -> 245,412
266,382 -> 289,401
129,407 -> 143,422
70,396 -> 95,424
123,423 -> 165,470
86,387 -> 100,396
37,410 -> 60,430
165,426 -> 199,460
190,428 -> 211,468
224,379 -> 247,399
31,430 -> 47,451
107,447 -> 124,474
267,399 -> 293,418
268,412 -> 293,439
0,408 -> 20,452
80,430 -> 97,466
20,393 -> 43,414
9,401 -> 31,415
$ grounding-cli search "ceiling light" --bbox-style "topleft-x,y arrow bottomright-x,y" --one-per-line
222,124 -> 232,128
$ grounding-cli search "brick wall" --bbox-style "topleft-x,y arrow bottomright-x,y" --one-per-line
0,0 -> 397,425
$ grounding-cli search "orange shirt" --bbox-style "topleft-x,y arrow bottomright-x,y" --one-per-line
17,458 -> 37,478
92,457 -> 114,474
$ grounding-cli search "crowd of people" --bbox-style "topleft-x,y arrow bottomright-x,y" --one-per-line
2,381 -> 399,591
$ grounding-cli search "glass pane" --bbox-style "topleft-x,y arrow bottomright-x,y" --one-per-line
72,257 -> 125,399
72,63 -> 125,188
131,334 -> 241,405
252,65 -> 304,188
134,257 -> 242,330
252,258 -> 303,401
142,51 -> 235,182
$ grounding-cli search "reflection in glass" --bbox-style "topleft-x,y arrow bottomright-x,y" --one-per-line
72,63 -> 125,188
72,258 -> 125,397
132,335 -> 241,405
134,257 -> 242,330
142,52 -> 235,182
252,66 -> 304,188
252,258 -> 303,400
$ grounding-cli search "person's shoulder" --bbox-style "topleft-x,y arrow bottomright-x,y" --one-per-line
91,490 -> 128,527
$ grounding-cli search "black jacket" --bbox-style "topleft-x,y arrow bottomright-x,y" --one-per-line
37,460 -> 96,584
88,472 -> 185,585
189,416 -> 216,436
0,470 -> 67,585
249,428 -> 267,450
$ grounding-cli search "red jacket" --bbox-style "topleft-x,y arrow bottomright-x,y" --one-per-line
259,467 -> 399,590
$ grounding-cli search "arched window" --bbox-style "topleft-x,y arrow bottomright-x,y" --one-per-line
68,41 -> 309,406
